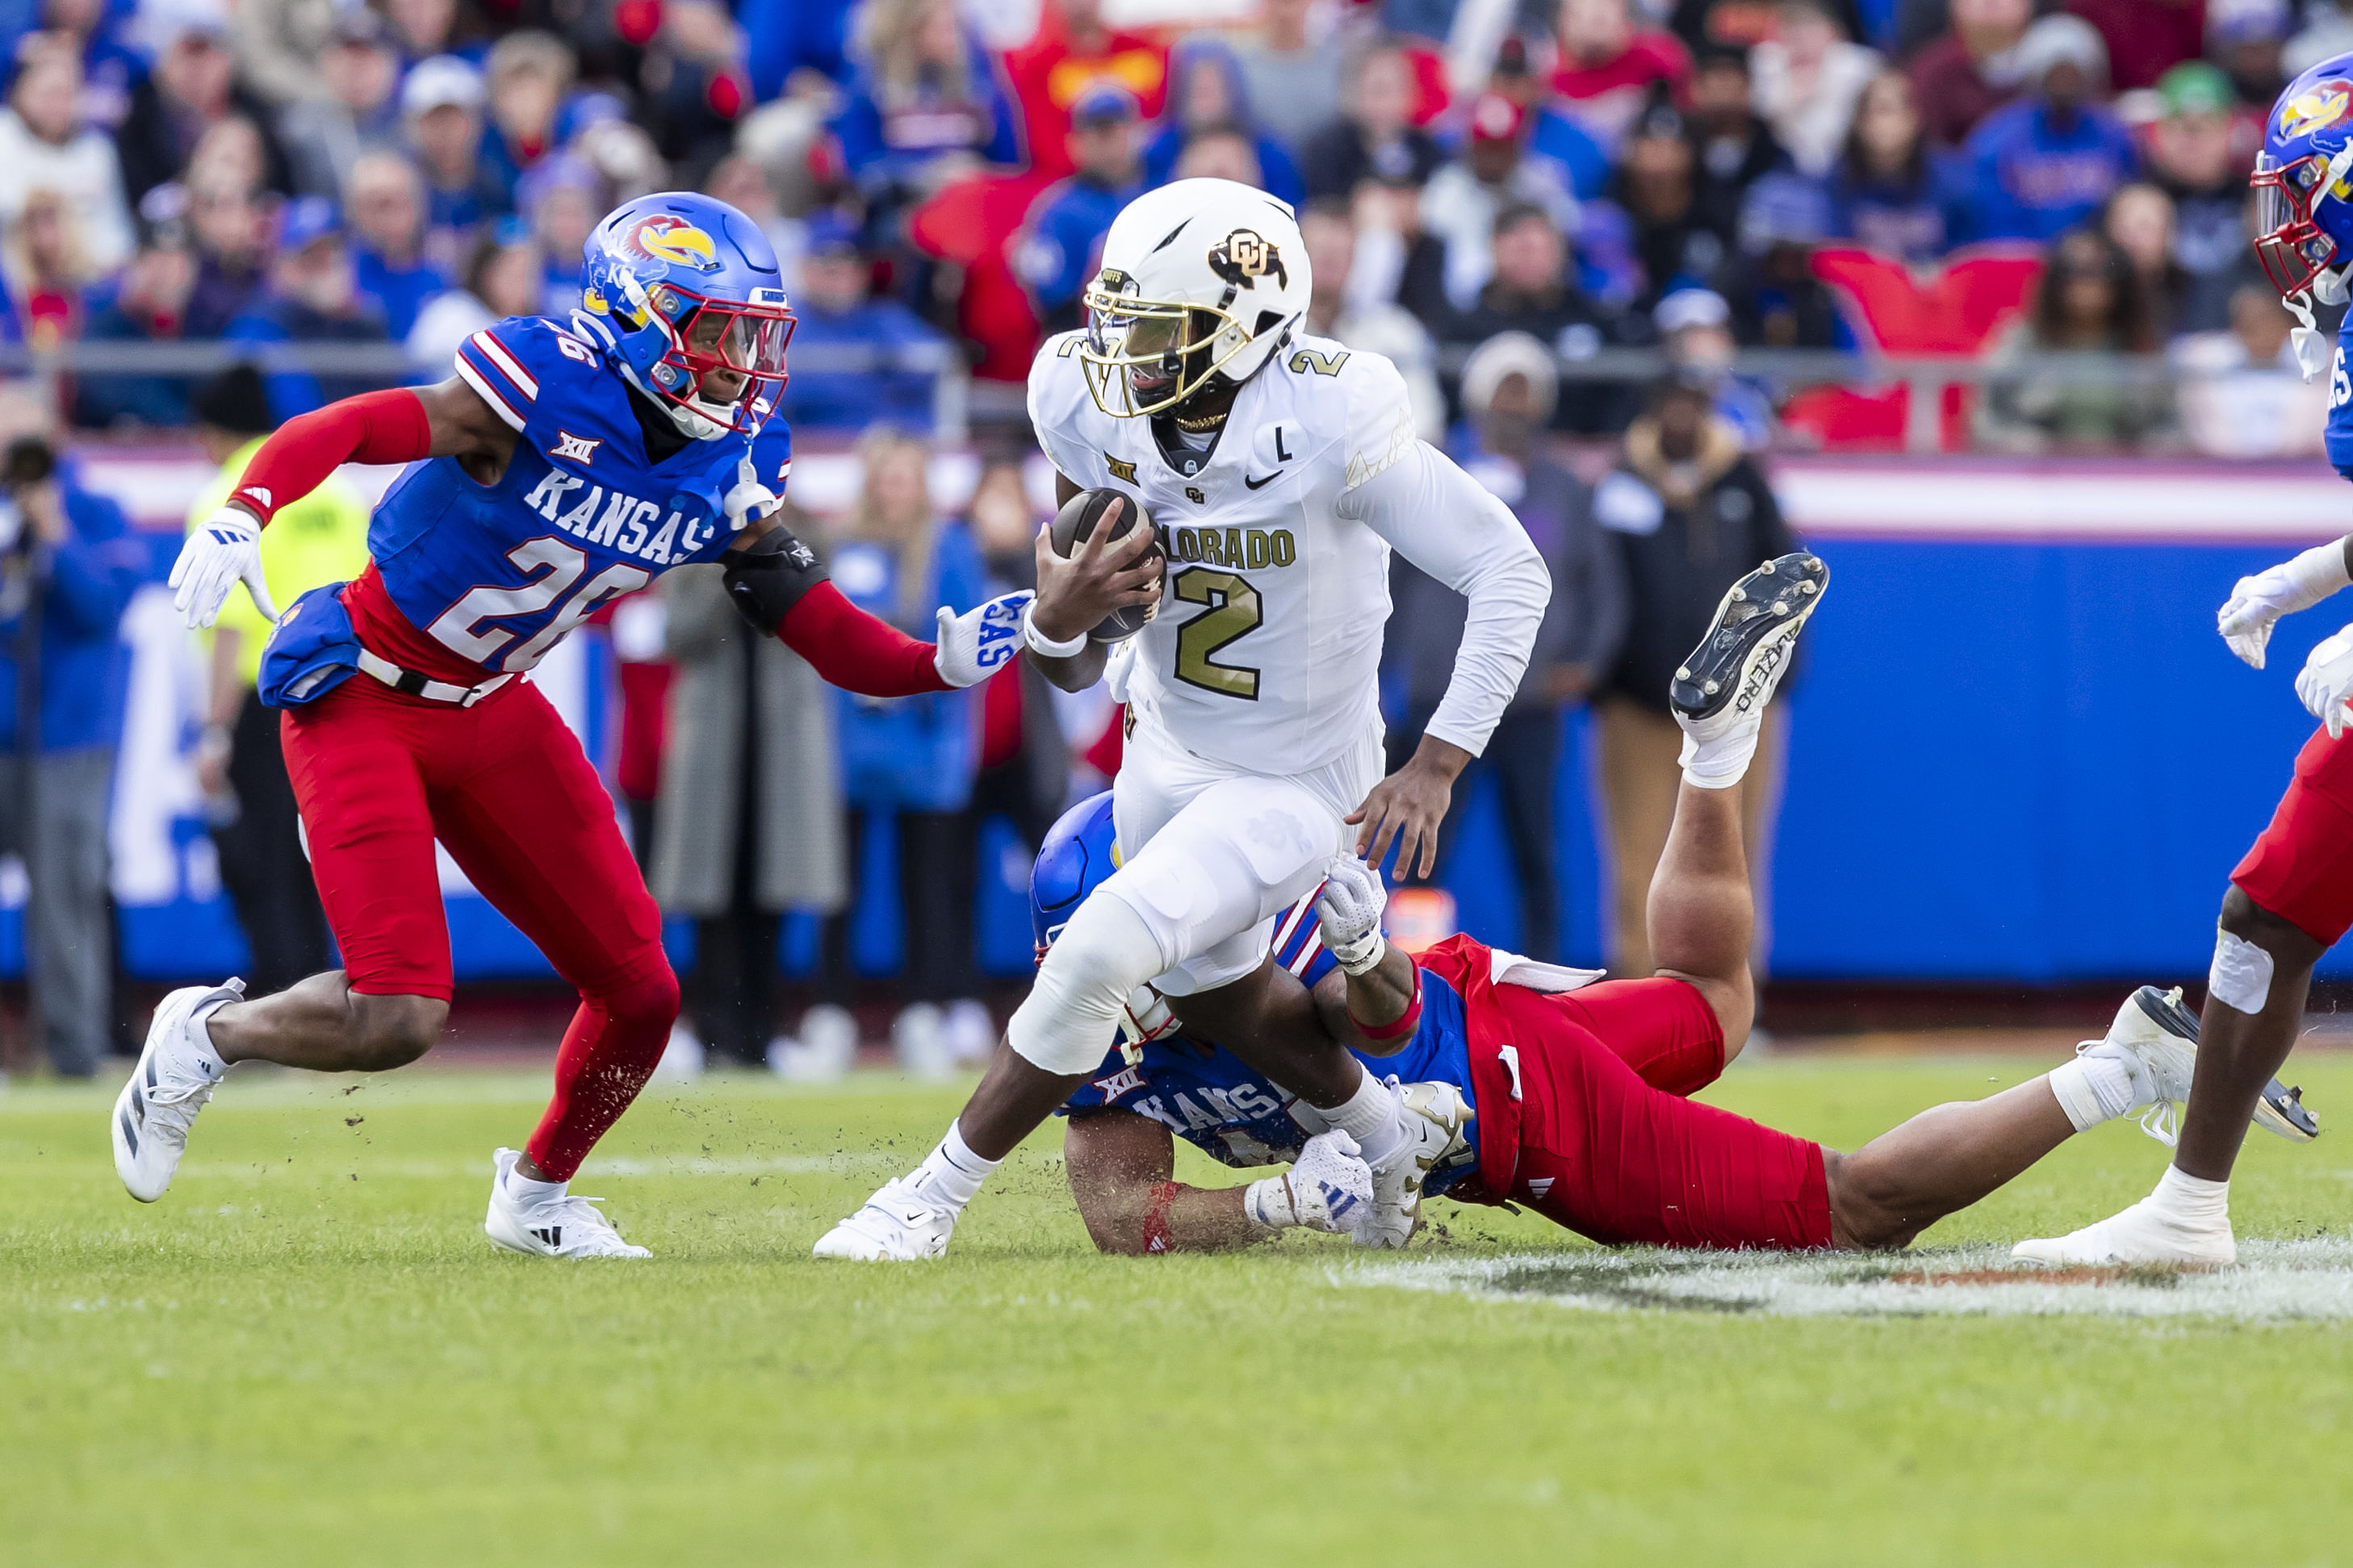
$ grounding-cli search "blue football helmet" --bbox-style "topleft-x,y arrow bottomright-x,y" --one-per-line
2255,54 -> 2353,299
578,190 -> 795,439
1029,791 -> 1181,1048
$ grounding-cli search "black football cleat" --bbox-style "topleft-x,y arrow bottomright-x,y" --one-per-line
1669,552 -> 1829,730
2126,984 -> 2319,1143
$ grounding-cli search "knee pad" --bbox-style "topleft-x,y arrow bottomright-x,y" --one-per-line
1007,893 -> 1166,1075
597,960 -> 681,1032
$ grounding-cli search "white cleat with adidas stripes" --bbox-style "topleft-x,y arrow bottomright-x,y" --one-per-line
484,1146 -> 651,1258
111,980 -> 240,1202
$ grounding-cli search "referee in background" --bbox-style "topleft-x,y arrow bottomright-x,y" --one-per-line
187,366 -> 372,995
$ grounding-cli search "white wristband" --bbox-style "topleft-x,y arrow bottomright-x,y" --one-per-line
1023,603 -> 1090,659
2288,541 -> 2353,607
1244,1175 -> 1296,1231
1329,931 -> 1388,976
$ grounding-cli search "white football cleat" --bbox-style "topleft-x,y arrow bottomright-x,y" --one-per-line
111,980 -> 239,1202
2100,985 -> 2317,1144
1352,1081 -> 1476,1250
483,1147 -> 651,1258
813,1176 -> 957,1261
2012,1188 -> 2237,1268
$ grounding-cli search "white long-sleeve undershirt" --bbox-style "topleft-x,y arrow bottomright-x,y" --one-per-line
1336,439 -> 1551,758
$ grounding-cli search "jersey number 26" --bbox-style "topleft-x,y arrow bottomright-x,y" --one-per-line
428,536 -> 651,674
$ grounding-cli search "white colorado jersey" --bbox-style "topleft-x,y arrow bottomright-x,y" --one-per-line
1029,330 -> 1415,775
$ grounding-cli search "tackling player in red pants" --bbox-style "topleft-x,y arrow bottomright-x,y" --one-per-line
108,191 -> 1154,1257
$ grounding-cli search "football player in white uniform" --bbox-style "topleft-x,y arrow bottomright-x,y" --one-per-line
816,179 -> 1552,1261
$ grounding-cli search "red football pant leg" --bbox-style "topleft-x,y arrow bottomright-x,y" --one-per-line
1484,981 -> 1830,1250
425,682 -> 680,1182
2233,724 -> 2353,946
281,678 -> 454,999
1539,976 -> 1727,1097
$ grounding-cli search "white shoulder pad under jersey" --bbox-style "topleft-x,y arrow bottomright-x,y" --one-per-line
1028,332 -> 1409,776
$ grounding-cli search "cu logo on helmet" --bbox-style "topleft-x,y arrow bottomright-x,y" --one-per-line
1208,228 -> 1288,290
629,215 -> 724,273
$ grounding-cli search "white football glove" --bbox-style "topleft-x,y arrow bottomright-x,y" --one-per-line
933,591 -> 1033,688
722,455 -> 781,533
2297,622 -> 2353,737
1314,851 -> 1388,975
2218,541 -> 2352,668
1244,1130 -> 1372,1235
170,506 -> 275,629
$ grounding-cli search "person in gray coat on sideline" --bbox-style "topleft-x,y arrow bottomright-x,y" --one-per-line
651,545 -> 848,1072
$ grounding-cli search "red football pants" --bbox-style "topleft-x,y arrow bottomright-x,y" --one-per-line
2233,722 -> 2353,947
280,674 -> 679,1181
1484,977 -> 1832,1251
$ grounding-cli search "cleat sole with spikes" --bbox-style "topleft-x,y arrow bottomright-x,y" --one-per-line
2125,985 -> 2317,1143
1670,553 -> 1829,725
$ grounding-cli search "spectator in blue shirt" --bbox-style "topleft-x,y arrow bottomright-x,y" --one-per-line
1014,82 -> 1145,332
0,407 -> 141,1075
73,207 -> 195,429
401,55 -> 511,269
1141,36 -> 1305,208
517,153 -> 597,316
743,0 -> 857,101
780,211 -> 950,434
831,0 -> 1021,222
223,196 -> 396,421
1828,69 -> 1953,262
344,150 -> 450,341
1949,13 -> 2137,245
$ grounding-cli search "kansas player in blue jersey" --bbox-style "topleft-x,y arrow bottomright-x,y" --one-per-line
109,190 -> 1158,1257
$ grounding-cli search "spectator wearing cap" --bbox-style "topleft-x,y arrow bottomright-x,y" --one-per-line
0,36 -> 131,276
1302,38 -> 1445,202
834,0 -> 1020,223
1752,0 -> 1882,177
1386,329 -> 1627,964
115,0 -> 292,207
517,153 -> 598,317
1684,44 -> 1794,243
1828,70 -> 1953,263
1230,0 -> 1346,161
2147,61 -> 2263,332
1141,37 -> 1305,208
1013,83 -> 1145,332
2209,0 -> 2289,110
1949,14 -> 2137,245
405,218 -> 541,373
1593,375 -> 1796,980
781,213 -> 949,433
1656,286 -> 1776,447
345,150 -> 450,341
185,364 -> 369,997
1908,0 -> 2033,149
1299,196 -> 1445,441
224,195 -> 396,420
477,31 -> 573,201
1002,0 -> 1169,183
1440,200 -> 1640,433
2065,0 -> 2204,94
1718,173 -> 1848,349
1974,227 -> 2171,452
2172,282 -> 2330,457
1421,90 -> 1581,313
1549,0 -> 1691,154
403,55 -> 511,261
628,1 -> 756,176
73,200 -> 195,427
276,9 -> 403,200
1611,101 -> 1729,307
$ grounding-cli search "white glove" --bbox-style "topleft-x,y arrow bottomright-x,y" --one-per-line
1244,1130 -> 1372,1234
170,506 -> 275,629
932,591 -> 1033,688
2297,622 -> 2353,737
2219,541 -> 2352,668
722,455 -> 780,533
1314,852 -> 1388,976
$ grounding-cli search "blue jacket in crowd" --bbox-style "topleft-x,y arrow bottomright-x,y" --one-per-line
831,33 -> 1023,197
353,245 -> 451,342
224,295 -> 397,422
1526,107 -> 1614,203
1949,99 -> 2138,245
0,478 -> 140,755
779,298 -> 948,433
1016,174 -> 1146,323
743,0 -> 857,101
831,523 -> 986,813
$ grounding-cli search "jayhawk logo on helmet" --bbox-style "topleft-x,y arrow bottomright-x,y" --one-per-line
2281,80 -> 2353,139
628,214 -> 723,273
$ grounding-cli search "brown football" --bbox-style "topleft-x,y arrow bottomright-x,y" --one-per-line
1047,487 -> 1163,642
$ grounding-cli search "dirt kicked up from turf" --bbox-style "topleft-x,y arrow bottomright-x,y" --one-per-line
1347,1237 -> 2353,1319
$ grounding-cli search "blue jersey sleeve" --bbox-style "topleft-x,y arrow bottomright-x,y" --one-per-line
454,315 -> 604,437
1270,886 -> 1344,988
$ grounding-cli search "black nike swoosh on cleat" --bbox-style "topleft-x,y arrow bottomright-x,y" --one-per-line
1244,470 -> 1280,490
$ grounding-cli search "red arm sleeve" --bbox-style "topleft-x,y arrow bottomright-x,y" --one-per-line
224,389 -> 434,526
773,580 -> 954,697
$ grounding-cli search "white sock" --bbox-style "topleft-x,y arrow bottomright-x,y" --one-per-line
1323,1068 -> 1405,1168
186,1000 -> 232,1081
1678,721 -> 1761,791
907,1120 -> 999,1213
505,1163 -> 565,1204
2146,1163 -> 2229,1224
2046,1054 -> 2138,1132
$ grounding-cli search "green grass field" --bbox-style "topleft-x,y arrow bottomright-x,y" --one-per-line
9,1052 -> 2353,1566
